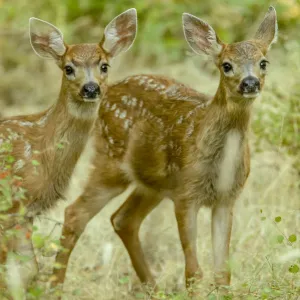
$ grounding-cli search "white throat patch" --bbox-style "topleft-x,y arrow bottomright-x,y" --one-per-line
216,129 -> 241,193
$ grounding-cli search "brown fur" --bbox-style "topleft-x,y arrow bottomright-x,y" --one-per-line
0,8 -> 137,292
0,43 -> 108,291
52,7 -> 277,295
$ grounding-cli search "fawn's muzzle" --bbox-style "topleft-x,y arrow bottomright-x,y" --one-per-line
239,76 -> 260,95
80,82 -> 100,100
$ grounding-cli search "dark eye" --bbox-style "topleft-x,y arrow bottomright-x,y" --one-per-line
65,66 -> 74,75
101,63 -> 109,73
260,60 -> 269,70
222,62 -> 233,73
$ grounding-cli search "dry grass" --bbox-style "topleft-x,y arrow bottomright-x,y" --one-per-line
1,31 -> 300,299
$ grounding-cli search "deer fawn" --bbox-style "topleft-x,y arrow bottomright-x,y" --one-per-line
0,8 -> 137,293
52,6 -> 277,293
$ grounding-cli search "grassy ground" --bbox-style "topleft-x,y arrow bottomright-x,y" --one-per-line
1,1 -> 300,299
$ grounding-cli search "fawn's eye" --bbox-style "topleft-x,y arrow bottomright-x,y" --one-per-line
65,66 -> 74,75
222,62 -> 233,73
260,60 -> 269,70
101,63 -> 109,73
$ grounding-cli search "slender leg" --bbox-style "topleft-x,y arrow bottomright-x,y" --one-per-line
51,184 -> 125,287
111,189 -> 162,287
211,203 -> 233,286
174,201 -> 202,289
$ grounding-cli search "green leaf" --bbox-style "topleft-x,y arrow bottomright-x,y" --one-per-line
28,286 -> 44,297
288,234 -> 297,243
57,143 -> 64,149
31,160 -> 40,166
277,235 -> 284,243
6,155 -> 15,163
32,234 -> 45,249
275,216 -> 281,223
289,264 -> 299,273
72,289 -> 81,296
118,276 -> 129,284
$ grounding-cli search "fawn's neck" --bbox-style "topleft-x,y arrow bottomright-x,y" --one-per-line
211,83 -> 252,131
195,83 -> 252,153
41,87 -> 98,182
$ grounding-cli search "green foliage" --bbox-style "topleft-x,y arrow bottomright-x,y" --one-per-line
1,0 -> 300,63
288,234 -> 297,243
289,264 -> 299,274
274,216 -> 281,223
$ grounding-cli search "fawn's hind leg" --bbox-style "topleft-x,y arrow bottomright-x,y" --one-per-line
111,188 -> 162,288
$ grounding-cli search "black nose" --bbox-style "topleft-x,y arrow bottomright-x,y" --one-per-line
80,82 -> 100,99
240,76 -> 260,93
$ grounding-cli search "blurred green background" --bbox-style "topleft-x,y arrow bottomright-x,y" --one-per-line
1,0 -> 300,62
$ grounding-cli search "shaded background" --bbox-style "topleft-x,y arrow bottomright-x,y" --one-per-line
1,0 -> 300,299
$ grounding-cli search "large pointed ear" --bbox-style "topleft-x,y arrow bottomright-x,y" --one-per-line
100,8 -> 137,58
182,13 -> 224,59
29,17 -> 67,60
254,6 -> 278,53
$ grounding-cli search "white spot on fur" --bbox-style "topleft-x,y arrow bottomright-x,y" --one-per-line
104,125 -> 109,134
105,102 -> 111,111
131,97 -> 137,107
108,137 -> 114,144
124,119 -> 130,130
141,108 -> 147,117
121,96 -> 128,104
4,120 -> 34,127
37,107 -> 54,126
186,121 -> 195,137
177,116 -> 184,124
115,108 -> 120,118
24,141 -> 32,158
119,110 -> 127,119
111,103 -> 117,111
216,130 -> 241,193
14,159 -> 25,171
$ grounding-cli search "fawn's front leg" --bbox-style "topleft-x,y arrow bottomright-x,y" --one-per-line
211,203 -> 233,286
51,183 -> 124,288
174,200 -> 202,289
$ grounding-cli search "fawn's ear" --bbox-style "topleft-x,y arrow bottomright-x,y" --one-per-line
29,18 -> 67,60
182,13 -> 224,59
100,8 -> 137,58
254,6 -> 278,53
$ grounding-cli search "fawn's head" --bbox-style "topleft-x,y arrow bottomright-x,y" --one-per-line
183,7 -> 277,104
29,9 -> 137,106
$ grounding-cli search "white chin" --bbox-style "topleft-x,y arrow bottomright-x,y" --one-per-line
243,92 -> 260,99
82,97 -> 99,103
